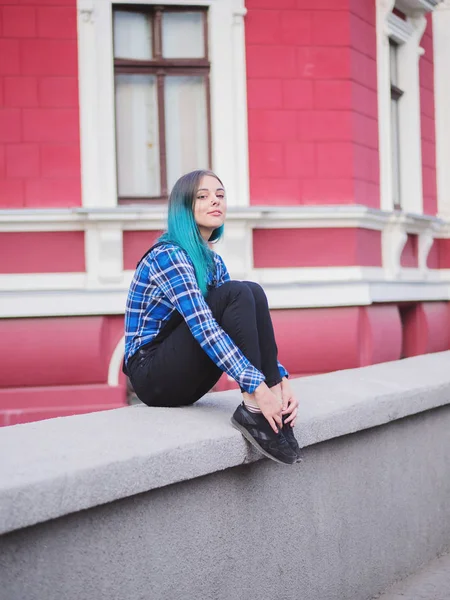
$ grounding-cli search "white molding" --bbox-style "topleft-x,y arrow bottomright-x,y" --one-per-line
383,222 -> 408,278
396,0 -> 442,14
76,0 -> 250,210
108,336 -> 125,386
251,267 -> 385,286
1,289 -> 128,318
0,273 -> 86,292
2,205 -> 450,317
433,6 -> 450,219
377,0 -> 397,213
396,14 -> 427,214
377,5 -> 427,214
77,0 -> 117,209
382,210 -> 440,277
1,204 -> 436,231
85,224 -> 124,286
387,13 -> 415,42
3,278 -> 450,318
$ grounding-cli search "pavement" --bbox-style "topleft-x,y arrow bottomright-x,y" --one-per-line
375,553 -> 450,600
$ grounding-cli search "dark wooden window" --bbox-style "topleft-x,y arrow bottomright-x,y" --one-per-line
389,39 -> 404,210
113,5 -> 211,203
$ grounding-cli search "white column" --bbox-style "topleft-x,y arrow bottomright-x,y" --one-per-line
85,223 -> 124,287
376,0 -> 396,212
433,1 -> 450,219
208,0 -> 250,207
396,15 -> 427,215
231,5 -> 250,207
77,0 -> 118,209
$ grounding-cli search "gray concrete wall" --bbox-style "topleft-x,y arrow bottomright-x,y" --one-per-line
1,352 -> 450,600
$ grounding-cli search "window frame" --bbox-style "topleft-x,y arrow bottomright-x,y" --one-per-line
376,1 -> 428,214
77,0 -> 250,210
389,39 -> 404,210
113,5 -> 212,203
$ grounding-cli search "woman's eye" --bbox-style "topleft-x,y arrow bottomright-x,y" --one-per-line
197,195 -> 206,200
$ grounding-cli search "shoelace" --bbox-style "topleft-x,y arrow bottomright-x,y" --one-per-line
276,432 -> 291,446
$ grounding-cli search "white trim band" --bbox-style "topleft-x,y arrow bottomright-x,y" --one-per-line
2,279 -> 450,318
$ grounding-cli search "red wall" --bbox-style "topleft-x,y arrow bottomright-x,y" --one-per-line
245,0 -> 379,208
123,230 -> 163,270
420,14 -> 437,216
253,228 -> 382,267
0,231 -> 85,273
0,0 -> 81,208
0,315 -> 127,426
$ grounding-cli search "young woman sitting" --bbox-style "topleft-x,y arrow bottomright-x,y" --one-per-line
124,170 -> 301,465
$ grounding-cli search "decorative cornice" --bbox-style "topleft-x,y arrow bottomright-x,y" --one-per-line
387,12 -> 415,42
395,0 -> 442,14
0,205 -> 445,233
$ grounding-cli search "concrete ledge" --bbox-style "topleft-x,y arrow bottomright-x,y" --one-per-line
1,351 -> 450,535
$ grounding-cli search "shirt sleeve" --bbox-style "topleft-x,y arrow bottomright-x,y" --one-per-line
278,361 -> 289,379
151,246 -> 265,393
215,252 -> 231,285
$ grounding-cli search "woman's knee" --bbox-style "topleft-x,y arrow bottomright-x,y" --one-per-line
206,279 -> 255,319
242,281 -> 268,306
217,279 -> 255,301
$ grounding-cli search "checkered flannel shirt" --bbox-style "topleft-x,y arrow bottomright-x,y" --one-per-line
124,243 -> 288,394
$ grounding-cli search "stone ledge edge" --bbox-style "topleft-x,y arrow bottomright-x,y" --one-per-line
1,352 -> 450,535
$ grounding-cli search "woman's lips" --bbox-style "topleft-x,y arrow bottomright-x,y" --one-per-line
208,211 -> 222,216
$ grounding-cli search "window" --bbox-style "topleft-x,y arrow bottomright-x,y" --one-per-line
389,40 -> 404,210
377,3 -> 429,214
113,6 -> 211,203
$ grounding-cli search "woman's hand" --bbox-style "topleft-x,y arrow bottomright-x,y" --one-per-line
280,378 -> 298,427
251,382 -> 283,433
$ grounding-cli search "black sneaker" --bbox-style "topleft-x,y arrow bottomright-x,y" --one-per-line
231,403 -> 297,465
282,416 -> 302,462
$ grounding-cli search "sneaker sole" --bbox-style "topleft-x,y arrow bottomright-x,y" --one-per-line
230,417 -> 295,465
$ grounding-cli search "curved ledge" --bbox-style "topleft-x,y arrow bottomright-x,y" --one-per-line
1,351 -> 450,535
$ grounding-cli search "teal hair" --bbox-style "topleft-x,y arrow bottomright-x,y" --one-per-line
159,170 -> 225,296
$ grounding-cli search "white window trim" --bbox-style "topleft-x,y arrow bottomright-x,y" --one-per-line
76,0 -> 250,210
376,0 -> 428,215
433,1 -> 450,219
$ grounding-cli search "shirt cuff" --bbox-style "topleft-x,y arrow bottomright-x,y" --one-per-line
236,365 -> 265,394
278,362 -> 289,379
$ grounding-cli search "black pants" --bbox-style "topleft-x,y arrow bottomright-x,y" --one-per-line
127,280 -> 283,407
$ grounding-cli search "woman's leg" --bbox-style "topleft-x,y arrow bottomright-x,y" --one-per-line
241,282 -> 301,459
242,281 -> 282,388
128,281 -> 263,407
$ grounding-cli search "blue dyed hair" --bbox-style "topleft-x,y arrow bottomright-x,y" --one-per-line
159,170 -> 225,296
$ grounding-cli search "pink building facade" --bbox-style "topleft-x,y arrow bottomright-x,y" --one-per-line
1,0 -> 450,425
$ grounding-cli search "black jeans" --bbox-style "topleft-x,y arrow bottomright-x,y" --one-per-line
127,280 -> 283,407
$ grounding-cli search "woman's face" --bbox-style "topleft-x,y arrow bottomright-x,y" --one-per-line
194,175 -> 227,241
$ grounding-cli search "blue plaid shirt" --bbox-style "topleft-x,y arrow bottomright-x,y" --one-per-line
124,243 -> 288,394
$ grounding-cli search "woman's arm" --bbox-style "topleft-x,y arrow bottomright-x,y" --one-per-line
151,246 -> 265,393
278,362 -> 289,379
215,253 -> 231,285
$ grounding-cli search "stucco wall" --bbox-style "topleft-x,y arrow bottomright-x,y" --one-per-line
0,0 -> 81,209
1,352 -> 450,600
245,0 -> 379,208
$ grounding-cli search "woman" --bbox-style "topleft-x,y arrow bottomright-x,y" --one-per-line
124,170 -> 300,465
